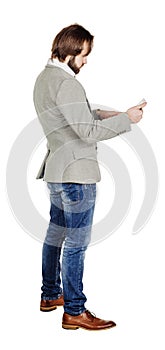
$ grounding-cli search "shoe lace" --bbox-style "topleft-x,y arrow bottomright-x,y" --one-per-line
86,310 -> 96,322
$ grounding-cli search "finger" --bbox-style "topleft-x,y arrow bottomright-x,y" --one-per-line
137,115 -> 143,122
136,111 -> 143,120
136,109 -> 143,116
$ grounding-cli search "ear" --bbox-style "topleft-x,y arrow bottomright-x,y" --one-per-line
64,55 -> 72,64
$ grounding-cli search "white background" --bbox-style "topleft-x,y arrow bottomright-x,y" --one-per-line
1,0 -> 164,348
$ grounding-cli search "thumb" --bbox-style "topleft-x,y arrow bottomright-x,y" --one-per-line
137,101 -> 147,109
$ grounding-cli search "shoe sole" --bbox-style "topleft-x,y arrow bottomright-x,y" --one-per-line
40,306 -> 57,312
62,323 -> 116,331
40,303 -> 64,312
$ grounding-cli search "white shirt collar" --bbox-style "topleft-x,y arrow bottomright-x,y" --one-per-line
47,58 -> 75,77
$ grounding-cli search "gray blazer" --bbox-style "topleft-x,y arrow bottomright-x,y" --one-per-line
33,64 -> 131,183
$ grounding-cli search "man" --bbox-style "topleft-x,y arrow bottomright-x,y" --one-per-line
33,24 -> 146,331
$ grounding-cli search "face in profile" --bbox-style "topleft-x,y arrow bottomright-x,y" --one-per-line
68,41 -> 90,74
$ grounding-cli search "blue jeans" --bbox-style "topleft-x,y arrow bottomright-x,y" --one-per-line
41,183 -> 96,315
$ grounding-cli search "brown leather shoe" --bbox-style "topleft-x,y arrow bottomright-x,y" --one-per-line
62,310 -> 116,331
40,294 -> 64,312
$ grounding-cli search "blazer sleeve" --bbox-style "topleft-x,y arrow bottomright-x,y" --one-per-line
56,78 -> 131,144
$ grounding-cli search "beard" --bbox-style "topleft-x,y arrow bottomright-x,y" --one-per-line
68,56 -> 82,74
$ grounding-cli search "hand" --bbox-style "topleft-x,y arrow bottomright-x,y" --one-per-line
126,101 -> 147,123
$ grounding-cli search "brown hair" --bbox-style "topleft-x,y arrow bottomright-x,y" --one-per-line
51,24 -> 94,61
